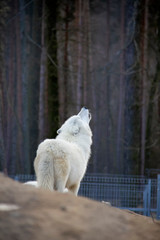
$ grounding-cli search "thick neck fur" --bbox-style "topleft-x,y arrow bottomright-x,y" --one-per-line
56,133 -> 92,161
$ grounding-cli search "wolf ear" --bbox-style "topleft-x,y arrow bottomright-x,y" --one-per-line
71,121 -> 80,135
57,129 -> 61,134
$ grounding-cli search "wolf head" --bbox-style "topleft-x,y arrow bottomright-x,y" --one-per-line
57,107 -> 92,138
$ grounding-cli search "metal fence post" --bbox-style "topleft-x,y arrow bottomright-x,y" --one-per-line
156,174 -> 160,220
143,186 -> 148,216
147,179 -> 151,216
14,175 -> 19,181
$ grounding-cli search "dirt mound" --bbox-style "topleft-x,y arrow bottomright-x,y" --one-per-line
0,174 -> 159,240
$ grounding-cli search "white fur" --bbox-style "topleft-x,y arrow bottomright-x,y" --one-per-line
34,107 -> 92,195
24,181 -> 68,192
24,181 -> 38,187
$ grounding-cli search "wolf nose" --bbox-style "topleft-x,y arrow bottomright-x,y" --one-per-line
83,106 -> 87,110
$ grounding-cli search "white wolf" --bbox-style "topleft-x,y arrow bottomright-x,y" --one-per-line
34,107 -> 92,195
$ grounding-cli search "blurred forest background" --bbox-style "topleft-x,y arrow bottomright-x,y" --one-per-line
0,0 -> 160,176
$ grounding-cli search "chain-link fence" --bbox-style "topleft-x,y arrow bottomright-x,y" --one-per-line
10,173 -> 160,219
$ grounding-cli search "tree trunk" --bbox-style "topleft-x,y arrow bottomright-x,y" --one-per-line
15,0 -> 23,172
106,0 -> 111,172
116,0 -> 125,173
38,0 -> 47,142
57,2 -> 69,124
76,0 -> 82,111
140,0 -> 148,176
20,0 -> 30,173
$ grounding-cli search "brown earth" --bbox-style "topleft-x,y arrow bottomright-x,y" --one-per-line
0,173 -> 159,240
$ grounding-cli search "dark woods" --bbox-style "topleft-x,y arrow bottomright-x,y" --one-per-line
0,0 -> 160,176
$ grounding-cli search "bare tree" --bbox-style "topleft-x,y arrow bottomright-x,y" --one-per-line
116,0 -> 125,173
140,0 -> 148,175
38,0 -> 47,142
